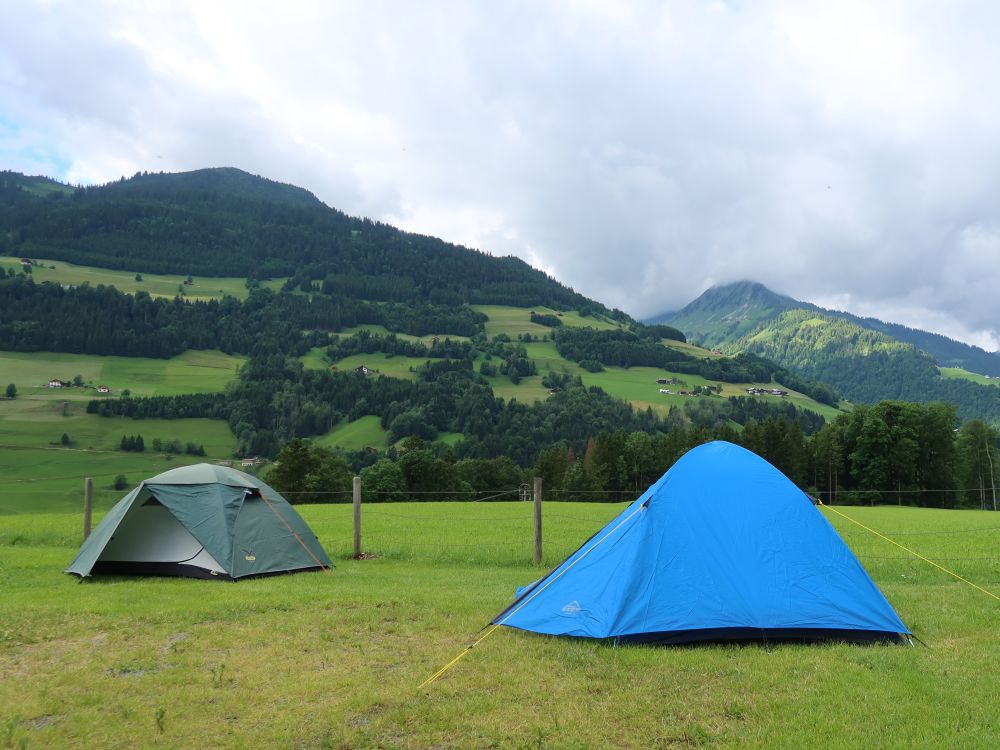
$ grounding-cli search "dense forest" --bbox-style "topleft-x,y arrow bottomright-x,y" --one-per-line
0,168 -> 618,312
0,274 -> 485,356
259,397 -> 996,511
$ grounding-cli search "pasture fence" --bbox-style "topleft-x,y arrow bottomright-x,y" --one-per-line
74,476 -> 1000,581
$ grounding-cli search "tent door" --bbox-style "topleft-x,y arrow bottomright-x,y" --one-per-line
94,491 -> 227,578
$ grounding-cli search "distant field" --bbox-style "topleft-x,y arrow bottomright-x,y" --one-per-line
336,324 -> 470,345
0,256 -> 285,300
0,349 -> 244,396
326,352 -> 455,381
0,439 -> 236,515
473,304 -> 621,338
315,415 -> 387,452
1,502 -> 997,748
940,366 -> 999,386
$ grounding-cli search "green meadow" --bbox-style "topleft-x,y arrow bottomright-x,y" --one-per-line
1,502 -> 998,749
0,349 -> 245,397
0,349 -> 243,515
315,415 -> 388,452
0,256 -> 285,301
939,366 -> 999,387
471,305 -> 621,338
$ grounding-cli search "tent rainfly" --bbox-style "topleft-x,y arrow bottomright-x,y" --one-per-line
494,441 -> 910,644
66,463 -> 332,580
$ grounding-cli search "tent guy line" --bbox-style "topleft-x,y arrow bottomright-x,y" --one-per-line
418,501 -> 649,690
819,501 -> 1000,604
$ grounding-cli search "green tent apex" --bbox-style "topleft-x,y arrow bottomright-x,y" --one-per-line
66,463 -> 332,580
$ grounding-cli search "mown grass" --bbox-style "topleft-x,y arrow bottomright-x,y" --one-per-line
0,502 -> 997,748
0,256 -> 285,300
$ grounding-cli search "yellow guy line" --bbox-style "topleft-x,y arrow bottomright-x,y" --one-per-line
419,502 -> 649,689
819,501 -> 1000,603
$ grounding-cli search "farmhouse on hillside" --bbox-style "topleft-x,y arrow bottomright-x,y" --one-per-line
96,385 -> 111,393
48,379 -> 69,388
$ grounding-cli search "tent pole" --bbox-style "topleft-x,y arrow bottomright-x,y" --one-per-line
83,477 -> 93,541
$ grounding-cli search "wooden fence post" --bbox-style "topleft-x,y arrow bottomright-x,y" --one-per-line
83,477 -> 93,541
533,476 -> 542,565
353,475 -> 362,558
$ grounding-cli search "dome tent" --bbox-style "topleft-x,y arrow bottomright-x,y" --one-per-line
495,441 -> 909,644
66,463 -> 331,580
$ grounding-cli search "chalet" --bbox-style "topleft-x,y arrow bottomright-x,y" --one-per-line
96,385 -> 111,394
746,387 -> 765,395
240,457 -> 263,468
769,389 -> 789,397
355,365 -> 372,376
47,379 -> 69,388
20,258 -> 32,265
656,378 -> 668,385
431,336 -> 440,345
548,388 -> 558,395
659,388 -> 672,394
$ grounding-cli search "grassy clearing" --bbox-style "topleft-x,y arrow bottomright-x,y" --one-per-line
336,324 -> 470,346
0,256 -> 285,300
0,503 -> 997,748
939,366 -> 999,387
473,305 -> 621,339
0,349 -> 244,397
314,416 -> 387,452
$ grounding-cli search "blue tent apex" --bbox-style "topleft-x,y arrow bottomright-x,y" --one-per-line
495,441 -> 910,644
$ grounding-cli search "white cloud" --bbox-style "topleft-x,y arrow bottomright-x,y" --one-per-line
2,0 -> 1000,347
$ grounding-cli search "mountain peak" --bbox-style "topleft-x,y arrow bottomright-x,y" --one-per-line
648,280 -> 806,347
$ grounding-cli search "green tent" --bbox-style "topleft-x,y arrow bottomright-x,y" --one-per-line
66,463 -> 332,580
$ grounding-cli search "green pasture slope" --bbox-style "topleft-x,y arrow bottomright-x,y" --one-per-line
0,256 -> 285,301
311,307 -> 843,421
0,349 -> 245,514
1,502 -> 998,748
939,366 -> 1000,387
0,349 -> 245,397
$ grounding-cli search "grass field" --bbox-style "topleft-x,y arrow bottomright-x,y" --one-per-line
315,416 -> 387,452
939,366 -> 1000,387
0,502 -> 997,748
0,349 -> 241,516
472,305 -> 622,339
0,256 -> 285,301
0,349 -> 245,397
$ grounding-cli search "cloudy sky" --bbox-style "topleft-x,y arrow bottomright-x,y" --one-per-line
2,1 -> 999,349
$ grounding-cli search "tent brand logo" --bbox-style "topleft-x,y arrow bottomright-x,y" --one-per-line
244,555 -> 256,561
562,600 -> 582,615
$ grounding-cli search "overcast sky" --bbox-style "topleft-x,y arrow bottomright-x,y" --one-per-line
2,1 -> 999,349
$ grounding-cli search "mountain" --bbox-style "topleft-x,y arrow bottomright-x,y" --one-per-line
0,168 -> 604,312
656,281 -> 1000,377
648,281 -> 811,348
651,282 -> 1000,424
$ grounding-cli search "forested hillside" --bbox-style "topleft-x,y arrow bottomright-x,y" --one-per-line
734,309 -> 1000,423
658,280 -> 1000,376
0,168 -> 608,311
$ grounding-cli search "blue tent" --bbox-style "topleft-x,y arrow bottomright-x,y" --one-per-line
495,441 -> 909,644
